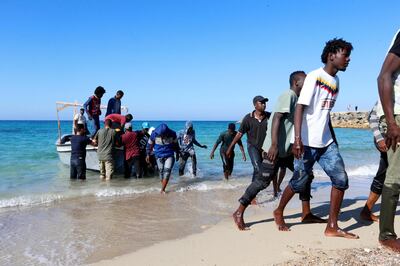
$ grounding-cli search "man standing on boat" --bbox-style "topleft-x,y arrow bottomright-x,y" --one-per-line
84,86 -> 106,137
106,90 -> 124,116
73,108 -> 89,135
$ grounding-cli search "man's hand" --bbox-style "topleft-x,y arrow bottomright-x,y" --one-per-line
377,139 -> 388,152
267,145 -> 278,162
292,138 -> 304,159
242,154 -> 246,161
146,155 -> 150,164
386,123 -> 400,151
202,145 -> 208,149
210,152 -> 214,159
226,149 -> 232,159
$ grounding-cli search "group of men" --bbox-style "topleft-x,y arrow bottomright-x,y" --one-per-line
70,88 -> 154,181
225,32 -> 400,252
68,31 -> 400,251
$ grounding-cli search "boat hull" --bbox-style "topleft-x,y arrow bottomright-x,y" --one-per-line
56,143 -> 125,173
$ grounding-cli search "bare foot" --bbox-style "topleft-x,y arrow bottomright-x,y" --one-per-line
302,213 -> 327,223
324,227 -> 359,239
232,211 -> 248,230
360,205 -> 379,222
160,190 -> 166,194
250,198 -> 257,205
273,209 -> 290,231
380,239 -> 400,252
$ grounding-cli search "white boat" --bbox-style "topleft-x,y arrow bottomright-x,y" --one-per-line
55,101 -> 128,172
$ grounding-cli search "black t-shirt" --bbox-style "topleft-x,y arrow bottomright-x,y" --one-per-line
136,130 -> 149,152
71,135 -> 91,160
389,30 -> 400,57
238,111 -> 271,149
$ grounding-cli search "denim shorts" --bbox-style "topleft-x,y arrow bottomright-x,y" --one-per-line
289,142 -> 348,193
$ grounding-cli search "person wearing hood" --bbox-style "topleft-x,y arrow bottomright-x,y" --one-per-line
177,121 -> 207,177
146,123 -> 179,193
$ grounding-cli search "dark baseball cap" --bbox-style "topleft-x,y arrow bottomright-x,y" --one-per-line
253,95 -> 269,105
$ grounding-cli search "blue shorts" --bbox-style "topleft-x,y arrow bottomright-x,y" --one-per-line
289,142 -> 348,193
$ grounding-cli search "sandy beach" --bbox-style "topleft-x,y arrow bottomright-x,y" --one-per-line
92,189 -> 400,266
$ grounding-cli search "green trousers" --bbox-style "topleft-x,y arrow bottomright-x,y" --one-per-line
379,115 -> 400,241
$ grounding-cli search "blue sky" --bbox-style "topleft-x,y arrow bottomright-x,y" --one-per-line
0,0 -> 398,120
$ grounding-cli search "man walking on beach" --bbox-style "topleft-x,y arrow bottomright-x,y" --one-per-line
360,101 -> 388,222
273,38 -> 359,239
93,119 -> 117,180
232,71 -> 325,230
378,29 -> 400,251
226,96 -> 270,184
210,123 -> 246,180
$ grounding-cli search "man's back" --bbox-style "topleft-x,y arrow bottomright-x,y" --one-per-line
122,131 -> 140,160
95,128 -> 116,161
71,135 -> 91,160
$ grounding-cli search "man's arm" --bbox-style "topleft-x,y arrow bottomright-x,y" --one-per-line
378,53 -> 400,150
226,132 -> 243,158
193,138 -> 207,149
238,139 -> 246,161
369,103 -> 387,152
292,104 -> 305,159
210,135 -> 222,159
328,118 -> 338,146
83,97 -> 92,119
267,112 -> 284,162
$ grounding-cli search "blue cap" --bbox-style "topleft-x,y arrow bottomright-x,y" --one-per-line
142,122 -> 150,129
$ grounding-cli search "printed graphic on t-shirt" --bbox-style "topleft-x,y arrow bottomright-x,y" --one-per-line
183,134 -> 192,145
321,98 -> 336,110
316,77 -> 338,97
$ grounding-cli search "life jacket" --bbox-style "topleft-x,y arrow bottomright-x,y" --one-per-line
89,95 -> 101,116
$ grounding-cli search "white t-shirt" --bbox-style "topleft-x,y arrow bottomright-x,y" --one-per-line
72,113 -> 86,132
291,67 -> 339,148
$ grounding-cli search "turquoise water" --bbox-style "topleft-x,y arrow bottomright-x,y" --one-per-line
0,120 -> 379,209
0,120 -> 382,265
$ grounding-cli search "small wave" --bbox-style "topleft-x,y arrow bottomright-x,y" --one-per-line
94,187 -> 159,197
311,164 -> 378,179
0,194 -> 64,209
175,181 -> 245,193
347,164 -> 378,177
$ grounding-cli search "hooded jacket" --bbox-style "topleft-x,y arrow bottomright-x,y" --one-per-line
177,121 -> 202,153
147,123 -> 177,158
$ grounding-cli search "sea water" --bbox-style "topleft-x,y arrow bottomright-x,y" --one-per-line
0,121 -> 380,265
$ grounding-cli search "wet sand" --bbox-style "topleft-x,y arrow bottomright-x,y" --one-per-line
92,195 -> 400,266
89,179 -> 400,266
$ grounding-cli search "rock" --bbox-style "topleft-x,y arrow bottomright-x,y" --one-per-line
330,111 -> 369,129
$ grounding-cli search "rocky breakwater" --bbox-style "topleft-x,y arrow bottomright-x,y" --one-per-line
330,111 -> 369,129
